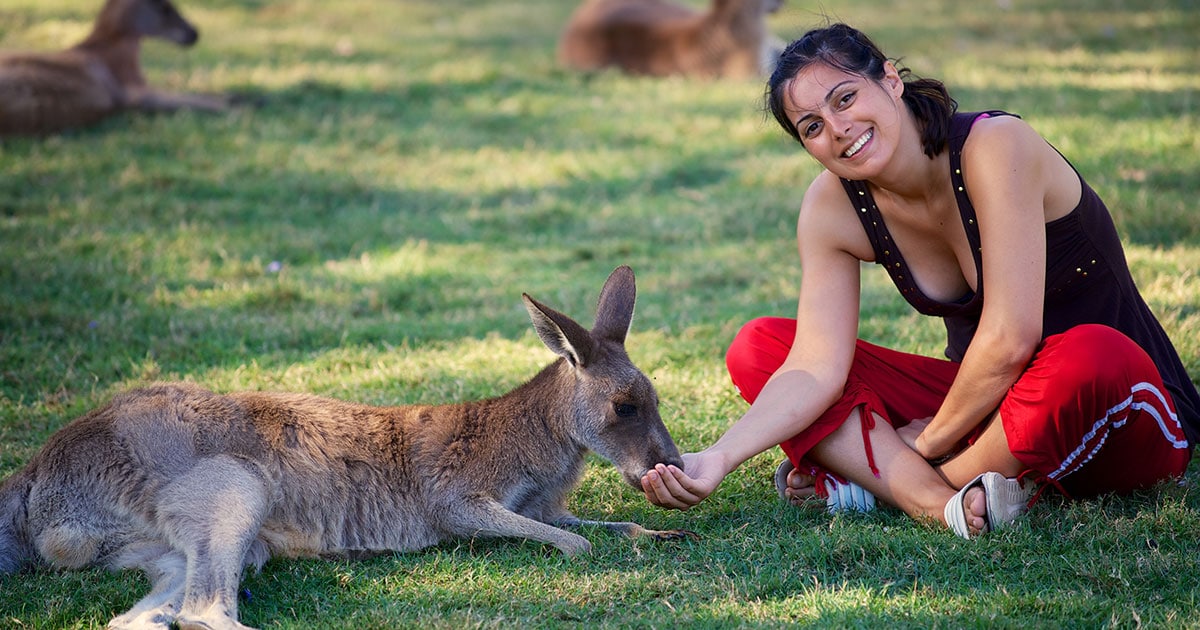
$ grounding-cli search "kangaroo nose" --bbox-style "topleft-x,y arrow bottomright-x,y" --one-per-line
661,454 -> 683,470
177,26 -> 199,46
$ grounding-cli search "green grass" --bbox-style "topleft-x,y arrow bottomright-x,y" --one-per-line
2,0 -> 1199,627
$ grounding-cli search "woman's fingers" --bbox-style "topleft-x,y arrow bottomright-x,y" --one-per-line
642,464 -> 701,510
657,464 -> 702,501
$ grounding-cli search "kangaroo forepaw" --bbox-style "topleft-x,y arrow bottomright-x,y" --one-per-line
644,528 -> 700,542
228,91 -> 268,109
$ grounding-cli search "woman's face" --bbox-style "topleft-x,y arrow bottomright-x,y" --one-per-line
781,61 -> 906,179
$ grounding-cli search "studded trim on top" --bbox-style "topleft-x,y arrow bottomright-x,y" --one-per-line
833,110 -> 1200,440
839,110 -> 1015,319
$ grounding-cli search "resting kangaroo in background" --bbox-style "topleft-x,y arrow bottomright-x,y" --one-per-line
0,0 -> 228,136
0,266 -> 695,630
557,0 -> 785,79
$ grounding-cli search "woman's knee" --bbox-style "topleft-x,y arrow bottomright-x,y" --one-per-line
1040,324 -> 1159,391
725,316 -> 795,402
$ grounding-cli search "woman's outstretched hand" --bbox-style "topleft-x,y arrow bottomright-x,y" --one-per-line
641,451 -> 724,510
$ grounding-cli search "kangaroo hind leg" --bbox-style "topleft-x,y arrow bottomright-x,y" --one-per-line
157,455 -> 270,630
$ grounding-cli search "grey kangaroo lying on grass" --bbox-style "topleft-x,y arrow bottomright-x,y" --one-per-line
0,0 -> 228,136
0,266 -> 695,630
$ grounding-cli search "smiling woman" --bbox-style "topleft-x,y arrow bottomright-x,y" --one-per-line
765,25 -> 954,162
775,62 -> 906,181
640,22 -> 1200,540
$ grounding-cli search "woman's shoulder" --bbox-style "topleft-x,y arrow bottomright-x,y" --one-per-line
961,115 -> 1047,161
960,113 -> 1082,220
799,170 -> 860,227
798,170 -> 874,260
960,115 -> 1066,183
801,170 -> 854,210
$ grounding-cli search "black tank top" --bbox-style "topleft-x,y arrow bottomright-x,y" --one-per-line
839,110 -> 1200,444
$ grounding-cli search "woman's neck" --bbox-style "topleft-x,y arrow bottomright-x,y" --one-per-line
867,107 -> 951,200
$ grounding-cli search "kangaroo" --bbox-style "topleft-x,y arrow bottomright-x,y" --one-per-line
0,266 -> 695,630
557,0 -> 785,79
0,0 -> 228,137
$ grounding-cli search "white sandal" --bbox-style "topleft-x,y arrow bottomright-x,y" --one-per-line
944,472 -> 1035,539
774,459 -> 876,513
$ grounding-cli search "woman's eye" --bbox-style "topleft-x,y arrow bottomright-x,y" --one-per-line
803,120 -> 822,138
838,91 -> 856,107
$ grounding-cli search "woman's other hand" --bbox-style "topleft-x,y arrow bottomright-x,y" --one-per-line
897,416 -> 933,454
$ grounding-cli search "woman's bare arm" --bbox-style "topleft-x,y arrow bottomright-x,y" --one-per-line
643,171 -> 867,508
910,117 -> 1059,457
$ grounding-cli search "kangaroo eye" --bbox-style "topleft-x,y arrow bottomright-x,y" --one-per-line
614,403 -> 637,418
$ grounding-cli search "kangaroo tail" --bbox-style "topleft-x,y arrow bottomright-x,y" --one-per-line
0,469 -> 33,574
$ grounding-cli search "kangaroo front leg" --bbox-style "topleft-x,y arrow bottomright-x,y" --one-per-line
156,456 -> 269,630
449,498 -> 592,556
127,88 -> 230,113
554,515 -> 700,542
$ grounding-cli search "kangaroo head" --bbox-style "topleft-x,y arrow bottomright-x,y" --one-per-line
522,266 -> 683,490
98,0 -> 199,46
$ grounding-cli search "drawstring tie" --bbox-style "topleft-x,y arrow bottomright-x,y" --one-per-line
860,405 -> 881,478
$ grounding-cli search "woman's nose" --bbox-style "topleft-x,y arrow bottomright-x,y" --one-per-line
827,112 -> 852,138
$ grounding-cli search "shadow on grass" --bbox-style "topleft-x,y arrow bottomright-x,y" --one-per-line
3,61 -> 1196,406
14,478 -> 1183,628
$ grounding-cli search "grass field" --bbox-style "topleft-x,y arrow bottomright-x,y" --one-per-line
1,0 -> 1198,627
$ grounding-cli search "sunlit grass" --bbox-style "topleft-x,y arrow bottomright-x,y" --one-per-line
2,0 -> 1198,627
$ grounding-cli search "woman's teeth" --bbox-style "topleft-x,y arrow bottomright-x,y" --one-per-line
844,130 -> 873,158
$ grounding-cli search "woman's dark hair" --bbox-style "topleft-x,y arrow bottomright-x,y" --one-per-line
765,23 -> 957,159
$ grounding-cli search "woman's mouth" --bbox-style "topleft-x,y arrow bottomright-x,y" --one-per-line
843,129 -> 873,158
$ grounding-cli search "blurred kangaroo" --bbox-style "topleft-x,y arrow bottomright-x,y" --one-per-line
0,0 -> 228,136
0,266 -> 695,630
558,0 -> 785,79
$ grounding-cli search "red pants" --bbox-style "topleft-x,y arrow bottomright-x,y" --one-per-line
726,319 -> 1191,498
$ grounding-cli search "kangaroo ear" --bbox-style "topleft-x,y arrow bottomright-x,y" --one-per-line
523,294 -> 596,368
592,265 -> 635,344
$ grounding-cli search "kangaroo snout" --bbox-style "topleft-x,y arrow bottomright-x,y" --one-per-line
626,459 -> 682,491
621,432 -> 684,491
170,25 -> 199,46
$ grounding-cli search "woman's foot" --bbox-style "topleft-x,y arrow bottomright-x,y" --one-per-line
944,472 -> 1035,538
773,459 -> 875,512
774,459 -> 817,505
961,483 -> 988,536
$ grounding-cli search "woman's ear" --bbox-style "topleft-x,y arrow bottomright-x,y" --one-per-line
882,60 -> 905,99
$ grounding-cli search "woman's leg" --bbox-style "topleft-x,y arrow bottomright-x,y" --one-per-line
937,411 -> 1025,487
802,406 -> 1016,534
729,317 -> 962,480
728,319 -> 1188,533
807,406 -> 959,523
992,324 -> 1190,497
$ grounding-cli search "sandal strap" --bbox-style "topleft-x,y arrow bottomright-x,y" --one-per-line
944,473 -> 987,539
944,472 -> 1036,539
774,459 -> 875,512
822,476 -> 876,513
